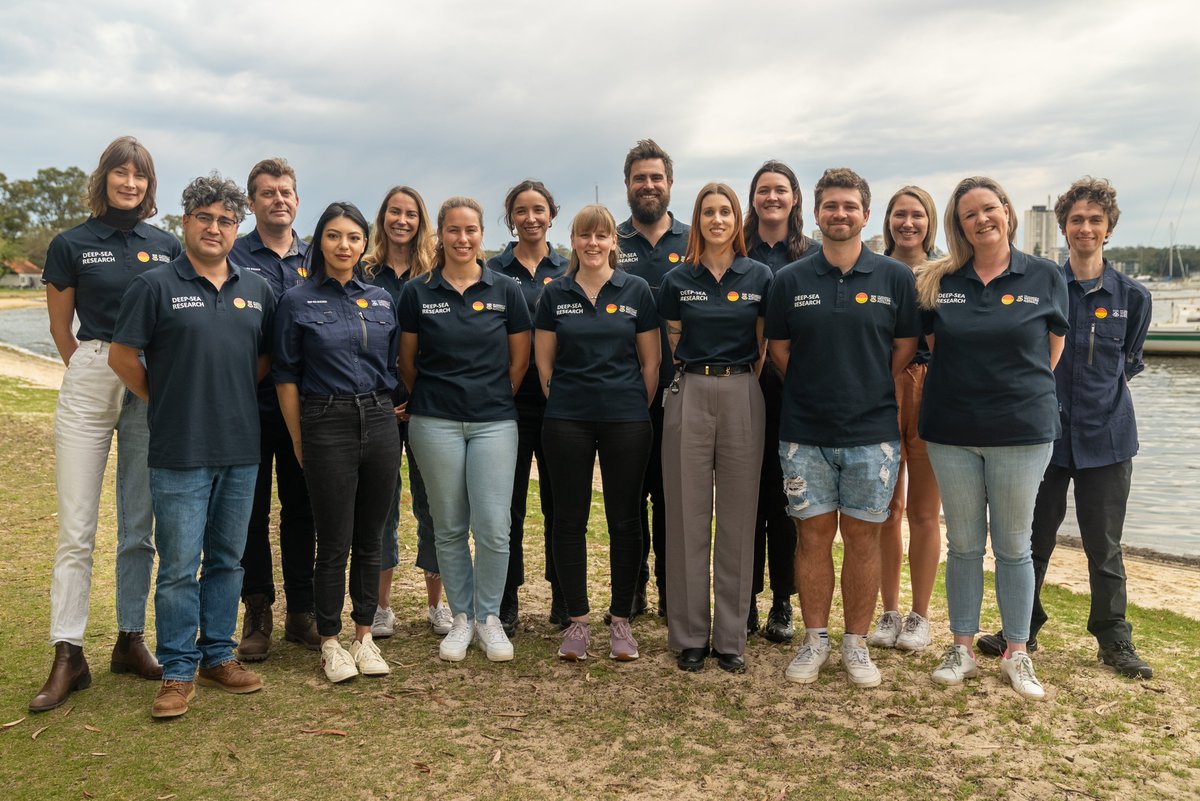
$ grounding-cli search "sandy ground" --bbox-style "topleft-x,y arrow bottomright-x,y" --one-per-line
0,296 -> 44,311
6,339 -> 1196,621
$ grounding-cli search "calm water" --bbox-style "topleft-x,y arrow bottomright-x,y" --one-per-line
1,303 -> 1197,556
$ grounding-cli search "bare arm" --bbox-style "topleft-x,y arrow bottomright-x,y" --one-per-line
108,343 -> 149,401
275,382 -> 303,469
636,329 -> 661,406
508,331 -> 531,395
665,319 -> 681,364
46,285 -> 78,366
256,354 -> 270,383
534,329 -> 556,398
767,338 -> 791,377
754,317 -> 767,377
398,332 -> 419,394
1048,333 -> 1065,372
890,337 -> 918,378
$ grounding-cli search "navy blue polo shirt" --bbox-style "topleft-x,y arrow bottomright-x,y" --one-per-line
486,242 -> 567,399
1052,260 -> 1151,469
368,263 -> 421,407
748,235 -> 820,273
397,267 -> 532,422
112,256 -> 275,469
534,269 -> 659,422
42,218 -> 181,341
273,275 -> 399,398
764,247 -> 921,447
617,213 -> 690,386
919,248 -> 1069,447
658,256 -> 773,366
229,228 -> 309,299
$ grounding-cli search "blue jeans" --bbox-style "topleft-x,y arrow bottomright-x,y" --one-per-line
927,442 -> 1053,644
382,441 -> 437,574
408,416 -> 517,622
115,391 -> 156,633
150,464 -> 257,681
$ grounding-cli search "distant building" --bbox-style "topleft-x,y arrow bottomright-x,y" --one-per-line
865,234 -> 886,254
1024,203 -> 1058,259
0,259 -> 42,289
810,229 -> 823,245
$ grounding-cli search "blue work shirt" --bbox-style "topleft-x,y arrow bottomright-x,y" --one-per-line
272,274 -> 399,398
534,269 -> 660,422
486,242 -> 567,400
397,267 -> 532,422
113,256 -> 275,469
919,248 -> 1069,447
765,247 -> 921,447
42,218 -> 181,341
229,228 -> 309,299
658,256 -> 772,366
617,213 -> 690,386
1052,259 -> 1151,469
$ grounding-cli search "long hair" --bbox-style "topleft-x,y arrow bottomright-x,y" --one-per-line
432,196 -> 485,274
684,183 -> 747,265
87,136 -> 158,220
916,176 -> 1016,309
304,202 -> 370,284
883,185 -> 938,256
566,205 -> 619,275
363,186 -> 436,280
501,179 -> 559,237
744,160 -> 811,261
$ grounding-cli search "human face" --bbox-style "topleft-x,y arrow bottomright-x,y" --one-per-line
816,187 -> 869,243
626,158 -> 672,225
320,215 -> 367,280
384,191 -> 421,250
888,194 -> 929,254
182,201 -> 239,264
1064,200 -> 1110,259
956,188 -> 1009,251
511,189 -> 552,245
699,192 -> 736,251
440,207 -> 483,267
106,160 -> 148,212
752,172 -> 796,228
571,227 -> 614,272
249,174 -> 298,230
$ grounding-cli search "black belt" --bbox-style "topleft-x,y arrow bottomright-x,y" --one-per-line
304,390 -> 392,405
682,364 -> 752,377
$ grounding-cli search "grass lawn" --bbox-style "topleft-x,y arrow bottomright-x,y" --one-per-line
0,373 -> 1197,800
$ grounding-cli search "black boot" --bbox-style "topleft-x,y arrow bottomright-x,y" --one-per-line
499,588 -> 519,637
764,598 -> 795,643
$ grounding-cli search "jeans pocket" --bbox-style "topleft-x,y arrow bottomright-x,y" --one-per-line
301,400 -> 329,422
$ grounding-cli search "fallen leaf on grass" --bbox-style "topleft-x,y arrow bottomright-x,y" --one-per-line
481,734 -> 500,741
1140,684 -> 1166,694
157,795 -> 177,800
412,762 -> 432,775
300,728 -> 348,737
494,712 -> 528,718
387,660 -> 415,668
2,717 -> 26,730
490,749 -> 502,765
90,752 -> 107,756
377,693 -> 397,701
63,706 -> 74,718
227,747 -> 240,761
82,791 -> 93,798
83,724 -> 101,732
31,726 -> 49,740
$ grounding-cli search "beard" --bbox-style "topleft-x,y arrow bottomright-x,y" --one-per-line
628,187 -> 669,225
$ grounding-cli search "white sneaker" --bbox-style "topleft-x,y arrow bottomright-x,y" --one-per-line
931,644 -> 979,685
784,631 -> 831,684
439,613 -> 474,662
895,611 -> 932,652
428,602 -> 453,636
841,634 -> 882,688
1000,650 -> 1045,701
320,639 -> 358,683
371,606 -> 395,639
473,615 -> 514,662
867,611 -> 902,648
349,632 -> 390,677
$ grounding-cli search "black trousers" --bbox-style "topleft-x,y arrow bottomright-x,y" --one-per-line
241,401 -> 316,612
503,391 -> 558,596
638,387 -> 667,593
302,394 -> 401,637
543,418 -> 652,618
752,367 -> 796,601
1030,459 -> 1133,645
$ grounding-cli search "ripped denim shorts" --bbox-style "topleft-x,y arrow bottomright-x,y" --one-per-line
777,440 -> 900,523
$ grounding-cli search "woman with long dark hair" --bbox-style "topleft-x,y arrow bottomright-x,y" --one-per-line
274,202 -> 402,683
31,136 -> 179,712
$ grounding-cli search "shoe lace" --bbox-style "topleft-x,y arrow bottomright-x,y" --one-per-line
1011,653 -> 1041,686
610,619 -> 633,644
939,646 -> 963,669
482,620 -> 509,645
248,602 -> 270,632
843,647 -> 872,667
563,620 -> 589,644
1108,641 -> 1137,655
902,614 -> 925,635
793,641 -> 821,663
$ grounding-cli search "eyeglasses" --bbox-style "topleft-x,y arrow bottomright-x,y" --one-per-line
189,212 -> 240,231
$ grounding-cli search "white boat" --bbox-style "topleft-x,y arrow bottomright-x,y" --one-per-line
1146,302 -> 1200,355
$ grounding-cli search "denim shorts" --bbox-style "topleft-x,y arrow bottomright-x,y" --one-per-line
778,440 -> 901,523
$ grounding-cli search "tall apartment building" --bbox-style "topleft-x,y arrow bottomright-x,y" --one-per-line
1024,202 -> 1058,259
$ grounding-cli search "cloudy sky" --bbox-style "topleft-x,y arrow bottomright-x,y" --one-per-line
2,1 -> 1197,251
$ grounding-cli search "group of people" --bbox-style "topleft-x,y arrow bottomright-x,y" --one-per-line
29,135 -> 1154,720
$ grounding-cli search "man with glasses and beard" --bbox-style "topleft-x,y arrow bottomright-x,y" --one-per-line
616,139 -> 690,622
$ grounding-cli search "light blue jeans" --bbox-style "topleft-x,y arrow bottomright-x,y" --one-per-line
150,464 -> 257,681
407,416 -> 517,622
926,442 -> 1053,644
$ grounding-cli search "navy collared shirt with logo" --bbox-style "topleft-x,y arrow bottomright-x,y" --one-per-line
617,213 -> 690,386
748,235 -> 820,274
112,256 -> 275,469
918,247 -> 1069,447
230,228 -> 309,299
272,274 -> 399,398
534,269 -> 659,423
765,247 -> 920,447
397,267 -> 532,422
42,218 -> 181,341
658,256 -> 772,366
486,242 -> 567,399
1053,259 -> 1151,469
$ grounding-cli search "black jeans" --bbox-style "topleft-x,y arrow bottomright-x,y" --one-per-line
302,394 -> 401,637
1030,459 -> 1133,645
241,400 -> 316,612
638,388 -> 667,593
543,418 -> 652,618
503,389 -> 558,597
753,367 -> 795,601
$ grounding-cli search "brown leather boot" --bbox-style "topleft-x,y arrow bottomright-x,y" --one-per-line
29,642 -> 91,712
110,631 -> 163,679
151,680 -> 195,719
284,611 -> 321,650
236,594 -> 272,662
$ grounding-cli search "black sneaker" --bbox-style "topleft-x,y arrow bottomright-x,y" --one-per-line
764,599 -> 795,643
747,602 -> 760,635
499,590 -> 519,638
1098,641 -> 1153,679
977,630 -> 1037,658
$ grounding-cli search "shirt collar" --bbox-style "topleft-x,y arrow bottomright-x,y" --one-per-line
1063,258 -> 1115,294
493,241 -> 568,271
566,268 -> 628,294
84,216 -> 152,241
173,254 -> 241,282
428,264 -> 495,291
617,211 -> 686,241
246,227 -> 304,257
813,247 -> 876,276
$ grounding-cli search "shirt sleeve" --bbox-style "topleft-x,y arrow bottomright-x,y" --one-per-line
111,275 -> 156,350
756,264 -> 772,318
270,292 -> 303,385
893,267 -> 921,338
636,281 -> 660,332
505,281 -> 533,333
763,269 -> 791,340
656,272 -> 680,320
41,232 -> 76,290
1046,266 -> 1070,336
397,280 -> 421,333
259,289 -> 277,357
1125,282 -> 1152,380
